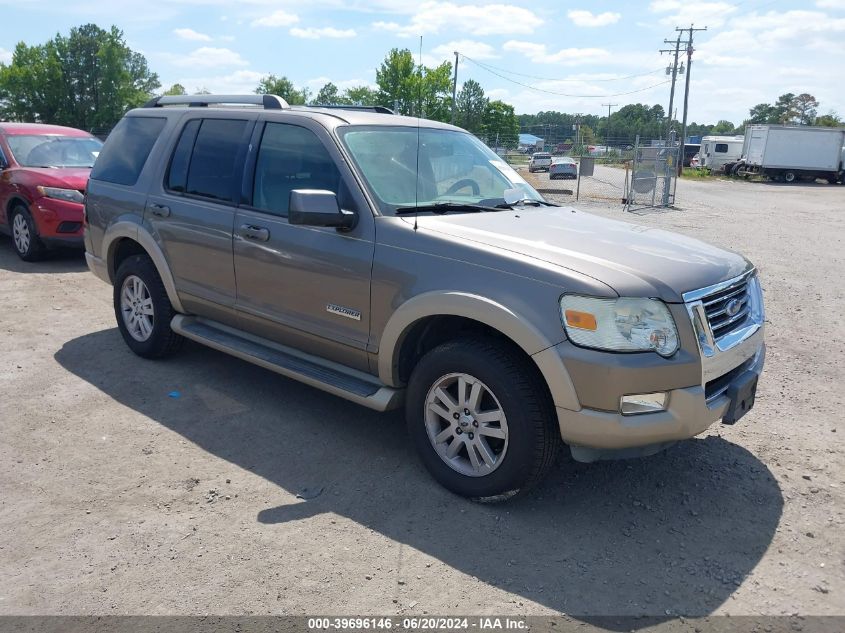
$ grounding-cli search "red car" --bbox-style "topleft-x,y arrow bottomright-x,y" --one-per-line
0,122 -> 103,261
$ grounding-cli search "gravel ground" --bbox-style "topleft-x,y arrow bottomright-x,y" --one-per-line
0,176 -> 843,619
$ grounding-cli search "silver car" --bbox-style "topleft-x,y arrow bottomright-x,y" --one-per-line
84,94 -> 765,500
549,157 -> 578,180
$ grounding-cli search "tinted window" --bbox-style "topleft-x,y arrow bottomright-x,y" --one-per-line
715,143 -> 729,153
91,117 -> 166,185
166,119 -> 201,192
185,119 -> 248,202
252,123 -> 343,216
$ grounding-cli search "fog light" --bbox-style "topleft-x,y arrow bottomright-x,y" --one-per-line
621,392 -> 668,415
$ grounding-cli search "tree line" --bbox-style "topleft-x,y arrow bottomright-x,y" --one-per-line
0,23 -> 841,147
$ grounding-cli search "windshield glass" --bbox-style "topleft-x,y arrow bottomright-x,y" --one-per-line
339,126 -> 543,215
7,135 -> 103,168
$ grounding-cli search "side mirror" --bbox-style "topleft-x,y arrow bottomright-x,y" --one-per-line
289,190 -> 357,231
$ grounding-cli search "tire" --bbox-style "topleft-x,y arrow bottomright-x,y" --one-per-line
405,338 -> 560,501
10,205 -> 45,261
113,254 -> 184,359
783,171 -> 797,183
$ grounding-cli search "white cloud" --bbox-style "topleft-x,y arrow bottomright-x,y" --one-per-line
503,40 -> 610,65
0,47 -> 11,64
173,28 -> 211,42
650,1 -> 737,28
169,69 -> 266,95
290,27 -> 356,39
373,2 -> 542,36
251,10 -> 299,28
816,0 -> 845,7
567,10 -> 621,27
432,40 -> 498,60
168,47 -> 249,69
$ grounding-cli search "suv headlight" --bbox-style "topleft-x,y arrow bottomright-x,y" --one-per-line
560,295 -> 680,357
36,186 -> 84,204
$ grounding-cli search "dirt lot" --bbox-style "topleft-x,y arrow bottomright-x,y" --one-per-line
1,177 -> 843,619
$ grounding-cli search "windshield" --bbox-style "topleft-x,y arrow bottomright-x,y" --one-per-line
339,126 -> 543,215
7,135 -> 103,168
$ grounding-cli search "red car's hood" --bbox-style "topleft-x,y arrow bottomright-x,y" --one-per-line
25,167 -> 92,191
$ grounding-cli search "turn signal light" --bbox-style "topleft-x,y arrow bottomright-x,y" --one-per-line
564,309 -> 597,331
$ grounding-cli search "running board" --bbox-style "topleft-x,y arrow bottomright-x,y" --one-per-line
170,315 -> 403,411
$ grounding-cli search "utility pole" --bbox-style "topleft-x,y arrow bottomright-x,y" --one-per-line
602,102 -> 617,148
450,51 -> 459,125
660,34 -> 684,139
677,24 -> 707,163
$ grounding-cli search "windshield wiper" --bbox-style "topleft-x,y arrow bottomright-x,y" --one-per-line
495,199 -> 558,209
395,202 -> 503,215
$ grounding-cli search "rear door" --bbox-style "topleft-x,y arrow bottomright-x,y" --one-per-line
145,114 -> 255,320
232,119 -> 375,371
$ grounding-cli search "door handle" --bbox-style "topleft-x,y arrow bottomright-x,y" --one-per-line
149,204 -> 171,218
238,224 -> 270,242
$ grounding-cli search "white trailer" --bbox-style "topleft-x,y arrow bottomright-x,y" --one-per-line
737,125 -> 845,183
700,135 -> 744,172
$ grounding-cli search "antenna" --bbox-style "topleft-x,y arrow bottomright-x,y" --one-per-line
414,35 -> 423,232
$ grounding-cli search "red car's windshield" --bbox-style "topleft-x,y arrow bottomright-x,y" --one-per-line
7,135 -> 103,168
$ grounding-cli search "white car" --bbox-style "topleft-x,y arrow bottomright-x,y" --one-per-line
528,152 -> 552,173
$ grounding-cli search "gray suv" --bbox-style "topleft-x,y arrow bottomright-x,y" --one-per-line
84,94 -> 765,500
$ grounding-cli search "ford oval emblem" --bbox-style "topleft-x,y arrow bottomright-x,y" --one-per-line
725,298 -> 742,317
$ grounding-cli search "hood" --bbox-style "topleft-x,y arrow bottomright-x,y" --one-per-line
415,207 -> 752,302
25,167 -> 91,192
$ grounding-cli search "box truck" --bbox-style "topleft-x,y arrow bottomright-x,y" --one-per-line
735,125 -> 844,183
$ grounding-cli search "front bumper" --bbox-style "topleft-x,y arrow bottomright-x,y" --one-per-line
85,252 -> 110,284
32,197 -> 84,241
542,271 -> 766,461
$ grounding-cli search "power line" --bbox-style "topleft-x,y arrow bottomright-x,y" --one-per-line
460,55 -> 671,98
458,55 -> 665,83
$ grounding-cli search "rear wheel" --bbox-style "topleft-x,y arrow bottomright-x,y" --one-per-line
114,254 -> 184,359
406,338 -> 560,501
783,170 -> 797,183
10,205 -> 44,261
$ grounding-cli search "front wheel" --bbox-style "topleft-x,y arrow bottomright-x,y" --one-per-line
113,254 -> 184,358
406,339 -> 560,501
783,170 -> 797,183
10,206 -> 44,261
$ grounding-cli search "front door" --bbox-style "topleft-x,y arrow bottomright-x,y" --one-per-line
233,120 -> 375,371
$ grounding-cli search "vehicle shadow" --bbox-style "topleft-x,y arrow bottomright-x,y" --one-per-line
55,329 -> 783,623
0,238 -> 87,273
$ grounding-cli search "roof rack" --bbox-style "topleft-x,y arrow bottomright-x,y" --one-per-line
308,105 -> 396,115
143,94 -> 290,110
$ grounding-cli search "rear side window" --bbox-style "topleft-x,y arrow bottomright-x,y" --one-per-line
715,143 -> 729,153
184,119 -> 248,202
90,116 -> 166,185
166,119 -> 201,192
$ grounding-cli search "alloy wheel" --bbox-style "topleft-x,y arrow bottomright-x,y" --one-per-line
120,275 -> 155,342
12,214 -> 30,255
424,372 -> 509,477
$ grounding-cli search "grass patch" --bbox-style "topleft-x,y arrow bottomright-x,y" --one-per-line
681,167 -> 715,179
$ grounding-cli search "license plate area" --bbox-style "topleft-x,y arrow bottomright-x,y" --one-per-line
722,371 -> 758,425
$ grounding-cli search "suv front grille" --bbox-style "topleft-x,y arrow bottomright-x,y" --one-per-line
701,278 -> 751,339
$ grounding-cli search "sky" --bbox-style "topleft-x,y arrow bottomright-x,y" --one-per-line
1,0 -> 844,125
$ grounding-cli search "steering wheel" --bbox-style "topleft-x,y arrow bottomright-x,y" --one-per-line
444,178 -> 480,196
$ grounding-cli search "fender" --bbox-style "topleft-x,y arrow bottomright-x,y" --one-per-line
378,291 -> 580,411
102,220 -> 186,314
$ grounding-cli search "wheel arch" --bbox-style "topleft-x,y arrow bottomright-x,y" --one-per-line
6,195 -> 31,223
379,292 -> 579,411
102,221 -> 186,314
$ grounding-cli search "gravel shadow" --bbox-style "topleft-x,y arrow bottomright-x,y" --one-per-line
0,238 -> 87,273
55,328 -> 783,623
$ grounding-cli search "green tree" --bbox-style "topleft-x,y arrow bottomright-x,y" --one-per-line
774,92 -> 796,124
255,74 -> 310,105
710,120 -> 736,135
163,83 -> 186,96
481,100 -> 519,149
455,79 -> 487,133
343,86 -> 378,106
792,93 -> 819,125
0,24 -> 159,131
313,82 -> 344,105
375,48 -> 417,115
747,103 -> 779,124
815,111 -> 842,127
417,61 -> 453,122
